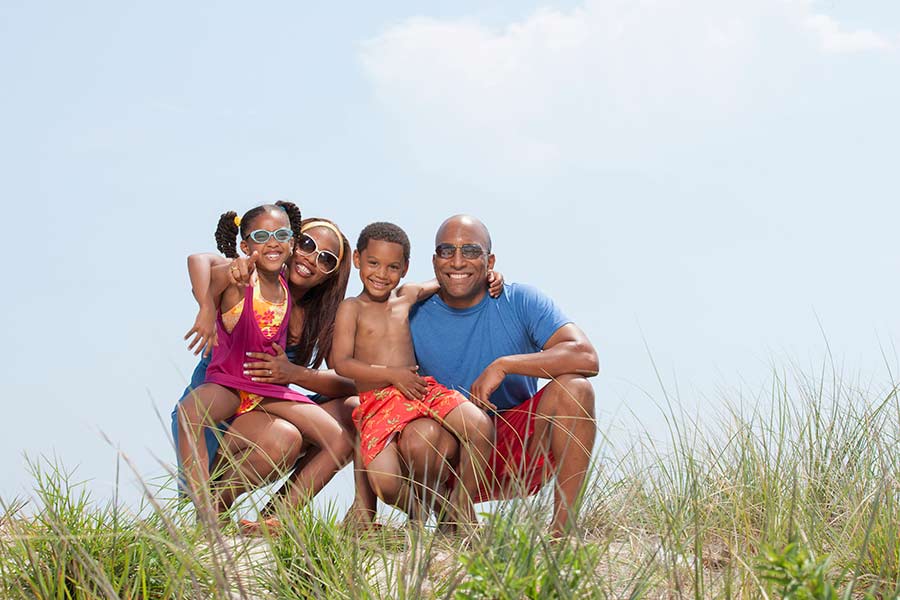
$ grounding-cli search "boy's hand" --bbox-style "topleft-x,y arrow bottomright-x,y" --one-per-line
488,270 -> 504,298
390,366 -> 428,400
184,304 -> 218,357
229,251 -> 259,287
244,342 -> 294,384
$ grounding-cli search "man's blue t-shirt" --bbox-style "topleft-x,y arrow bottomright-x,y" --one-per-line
409,283 -> 572,411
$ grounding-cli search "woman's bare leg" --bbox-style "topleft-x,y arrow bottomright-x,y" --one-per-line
257,400 -> 353,508
209,411 -> 304,511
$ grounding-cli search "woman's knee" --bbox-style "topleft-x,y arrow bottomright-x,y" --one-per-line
258,420 -> 304,467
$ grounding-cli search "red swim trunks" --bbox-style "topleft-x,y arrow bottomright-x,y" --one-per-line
474,386 -> 554,503
353,376 -> 466,467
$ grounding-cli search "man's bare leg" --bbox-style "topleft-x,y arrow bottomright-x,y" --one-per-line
525,375 -> 596,536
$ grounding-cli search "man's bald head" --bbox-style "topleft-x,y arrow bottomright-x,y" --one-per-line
435,214 -> 492,253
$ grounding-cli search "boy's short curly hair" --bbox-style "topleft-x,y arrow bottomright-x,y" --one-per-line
356,222 -> 411,262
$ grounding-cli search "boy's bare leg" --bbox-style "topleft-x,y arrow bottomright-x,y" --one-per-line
440,403 -> 494,529
176,383 -> 241,514
524,375 -> 596,536
397,418 -> 459,518
259,400 -> 353,508
366,443 -> 427,522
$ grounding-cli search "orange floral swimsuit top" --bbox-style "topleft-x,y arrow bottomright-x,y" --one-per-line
221,275 -> 288,338
220,275 -> 288,414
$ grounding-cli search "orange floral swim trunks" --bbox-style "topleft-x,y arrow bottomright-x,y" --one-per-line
353,376 -> 466,466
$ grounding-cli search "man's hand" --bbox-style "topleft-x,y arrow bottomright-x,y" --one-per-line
468,361 -> 504,411
184,304 -> 218,357
243,342 -> 295,383
390,366 -> 428,400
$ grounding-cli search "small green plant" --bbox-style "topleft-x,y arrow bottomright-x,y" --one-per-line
756,542 -> 838,599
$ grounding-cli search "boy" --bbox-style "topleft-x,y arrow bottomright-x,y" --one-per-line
333,222 -> 497,527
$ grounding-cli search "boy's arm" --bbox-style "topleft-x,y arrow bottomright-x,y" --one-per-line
332,300 -> 427,399
396,279 -> 440,303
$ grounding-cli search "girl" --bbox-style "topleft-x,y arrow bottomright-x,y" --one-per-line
176,203 -> 353,514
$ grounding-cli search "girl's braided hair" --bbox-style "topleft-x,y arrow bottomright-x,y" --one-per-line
213,202 -> 302,258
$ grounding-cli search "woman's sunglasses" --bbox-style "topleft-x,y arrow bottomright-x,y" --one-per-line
435,243 -> 486,260
245,228 -> 294,244
296,233 -> 340,274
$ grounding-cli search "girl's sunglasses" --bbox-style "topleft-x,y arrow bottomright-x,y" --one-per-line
245,228 -> 294,244
296,233 -> 340,274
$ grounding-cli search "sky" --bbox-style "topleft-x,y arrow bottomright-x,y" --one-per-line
1,0 -> 898,513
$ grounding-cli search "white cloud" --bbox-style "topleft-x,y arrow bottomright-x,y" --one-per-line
803,13 -> 893,53
360,0 -> 894,171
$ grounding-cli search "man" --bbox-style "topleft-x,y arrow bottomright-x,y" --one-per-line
403,214 -> 599,535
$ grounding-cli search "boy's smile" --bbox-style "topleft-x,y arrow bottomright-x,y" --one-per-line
353,239 -> 409,301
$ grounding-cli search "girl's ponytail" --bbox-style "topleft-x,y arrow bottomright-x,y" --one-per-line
215,211 -> 240,258
275,200 -> 303,239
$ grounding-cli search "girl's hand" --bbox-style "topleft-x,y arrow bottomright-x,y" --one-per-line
488,270 -> 504,298
390,366 -> 427,400
229,251 -> 259,287
184,304 -> 218,357
244,342 -> 294,384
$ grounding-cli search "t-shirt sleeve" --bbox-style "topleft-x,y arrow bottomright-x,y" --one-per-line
512,284 -> 573,349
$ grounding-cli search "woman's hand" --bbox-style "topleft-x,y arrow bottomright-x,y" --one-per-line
488,270 -> 504,298
184,304 -> 218,357
389,366 -> 428,400
244,342 -> 295,384
228,251 -> 259,287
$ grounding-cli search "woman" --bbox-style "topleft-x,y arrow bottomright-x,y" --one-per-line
174,212 -> 375,523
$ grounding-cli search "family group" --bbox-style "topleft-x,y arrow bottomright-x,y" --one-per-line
172,202 -> 599,536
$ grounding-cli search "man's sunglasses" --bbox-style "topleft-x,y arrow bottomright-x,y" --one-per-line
245,228 -> 294,244
435,243 -> 486,260
296,233 -> 340,274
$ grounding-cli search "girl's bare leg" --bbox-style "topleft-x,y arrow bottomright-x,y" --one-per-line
176,383 -> 241,511
258,400 -> 353,508
440,403 -> 495,528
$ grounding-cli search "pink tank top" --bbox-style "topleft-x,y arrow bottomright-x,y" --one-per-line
204,275 -> 311,404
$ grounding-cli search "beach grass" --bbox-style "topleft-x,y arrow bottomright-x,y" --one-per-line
2,368 -> 898,599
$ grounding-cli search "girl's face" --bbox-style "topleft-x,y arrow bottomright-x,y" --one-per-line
239,209 -> 294,274
287,226 -> 342,290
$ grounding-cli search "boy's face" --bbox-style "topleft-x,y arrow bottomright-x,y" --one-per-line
353,239 -> 408,300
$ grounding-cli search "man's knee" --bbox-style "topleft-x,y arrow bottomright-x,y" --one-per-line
543,375 -> 595,420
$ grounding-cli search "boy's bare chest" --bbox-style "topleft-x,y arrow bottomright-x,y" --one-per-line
356,303 -> 411,341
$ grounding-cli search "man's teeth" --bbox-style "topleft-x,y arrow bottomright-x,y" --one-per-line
449,273 -> 469,279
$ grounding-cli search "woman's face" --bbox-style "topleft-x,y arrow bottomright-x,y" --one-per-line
287,226 -> 342,290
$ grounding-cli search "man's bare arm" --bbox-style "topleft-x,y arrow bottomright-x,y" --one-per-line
468,323 -> 599,405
